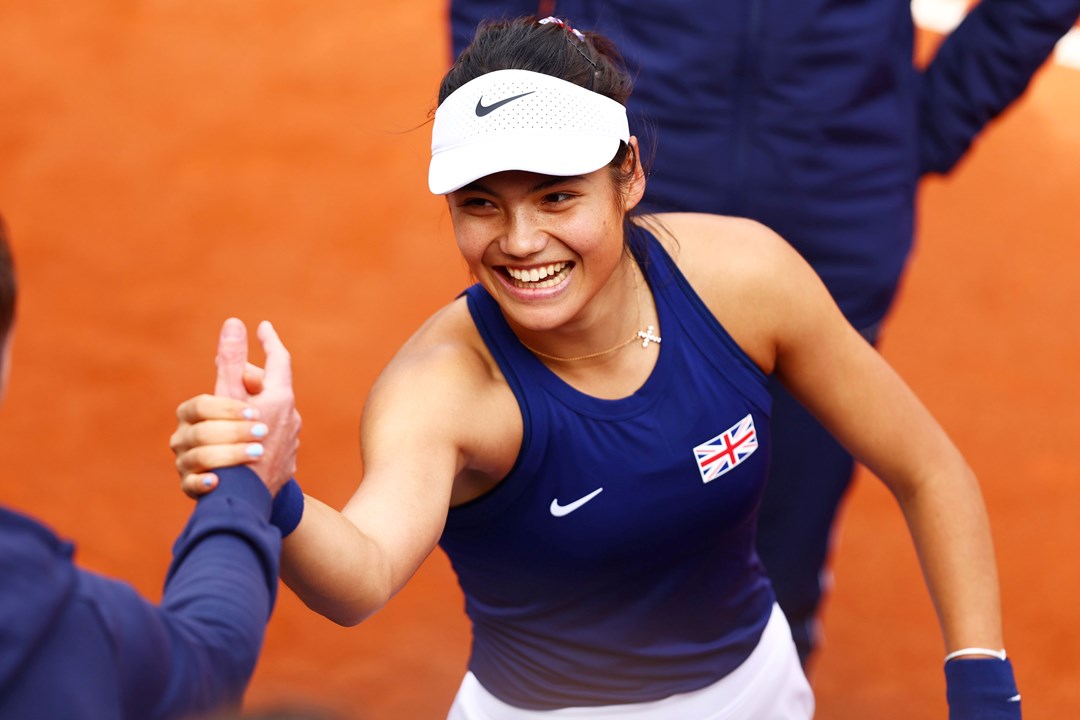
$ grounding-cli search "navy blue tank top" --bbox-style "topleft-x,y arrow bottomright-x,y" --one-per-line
440,229 -> 775,709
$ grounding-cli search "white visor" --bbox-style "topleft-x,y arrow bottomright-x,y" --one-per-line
429,69 -> 630,195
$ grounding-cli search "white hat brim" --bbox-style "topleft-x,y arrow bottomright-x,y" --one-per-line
428,69 -> 630,195
428,133 -> 624,195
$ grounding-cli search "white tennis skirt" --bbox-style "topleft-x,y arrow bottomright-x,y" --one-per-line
447,603 -> 814,720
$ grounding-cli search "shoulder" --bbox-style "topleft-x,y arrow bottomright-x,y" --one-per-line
637,212 -> 829,373
639,212 -> 801,282
638,212 -> 824,307
363,294 -> 514,445
360,294 -> 523,485
0,507 -> 73,570
373,295 -> 499,397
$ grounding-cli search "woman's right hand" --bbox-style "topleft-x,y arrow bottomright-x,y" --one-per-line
170,318 -> 302,499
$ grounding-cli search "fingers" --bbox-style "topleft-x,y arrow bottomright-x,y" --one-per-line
174,442 -> 267,479
174,319 -> 287,500
257,320 -> 293,390
180,473 -> 219,500
176,318 -> 297,498
175,394 -> 258,425
214,317 -> 249,400
170,418 -> 269,454
243,362 -> 266,395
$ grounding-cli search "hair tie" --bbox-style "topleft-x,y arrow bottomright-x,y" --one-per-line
538,15 -> 597,89
538,16 -> 586,42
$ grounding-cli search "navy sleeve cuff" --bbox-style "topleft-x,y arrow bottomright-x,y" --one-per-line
202,465 -> 273,519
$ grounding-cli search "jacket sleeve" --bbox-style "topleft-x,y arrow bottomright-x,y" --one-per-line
85,466 -> 281,720
919,0 -> 1080,175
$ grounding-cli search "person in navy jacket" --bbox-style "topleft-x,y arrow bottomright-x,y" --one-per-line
446,0 -> 1080,666
0,214 -> 301,720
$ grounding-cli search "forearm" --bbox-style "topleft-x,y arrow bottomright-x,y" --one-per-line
919,0 -> 1080,174
279,494 -> 395,626
895,460 -> 1004,652
156,534 -> 275,716
901,467 -> 1026,719
95,467 -> 281,719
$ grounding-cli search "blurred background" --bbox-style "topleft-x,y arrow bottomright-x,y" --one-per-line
1,2 -> 1077,717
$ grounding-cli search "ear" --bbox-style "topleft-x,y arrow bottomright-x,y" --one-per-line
621,136 -> 647,212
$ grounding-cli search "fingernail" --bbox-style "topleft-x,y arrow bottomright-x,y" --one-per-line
251,422 -> 268,438
202,476 -> 216,488
246,443 -> 264,458
243,408 -> 258,420
223,326 -> 244,340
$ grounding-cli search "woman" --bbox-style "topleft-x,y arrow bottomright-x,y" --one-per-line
172,16 -> 1019,719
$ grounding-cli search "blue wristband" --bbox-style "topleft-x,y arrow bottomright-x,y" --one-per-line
945,657 -> 1021,720
269,478 -> 304,538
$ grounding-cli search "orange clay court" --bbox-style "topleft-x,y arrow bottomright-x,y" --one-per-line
1,3 -> 1078,719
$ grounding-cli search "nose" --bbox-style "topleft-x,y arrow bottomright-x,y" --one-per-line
499,207 -> 548,258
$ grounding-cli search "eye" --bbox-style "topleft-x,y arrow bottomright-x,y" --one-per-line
456,196 -> 495,210
542,191 -> 575,205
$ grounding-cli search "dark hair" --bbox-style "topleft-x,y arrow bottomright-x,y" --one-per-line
439,16 -> 633,106
440,16 -> 649,232
0,213 -> 17,344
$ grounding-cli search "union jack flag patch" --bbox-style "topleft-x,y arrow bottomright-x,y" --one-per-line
693,414 -> 759,484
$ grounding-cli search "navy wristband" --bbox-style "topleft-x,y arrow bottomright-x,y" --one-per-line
945,657 -> 1021,720
269,478 -> 304,538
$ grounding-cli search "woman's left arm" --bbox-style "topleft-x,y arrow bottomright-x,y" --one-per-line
746,224 -> 1023,717
677,213 -> 1021,715
778,298 -> 1003,654
756,226 -> 1003,653
677,214 -> 1005,652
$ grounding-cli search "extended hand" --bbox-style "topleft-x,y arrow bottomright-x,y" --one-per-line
170,318 -> 302,497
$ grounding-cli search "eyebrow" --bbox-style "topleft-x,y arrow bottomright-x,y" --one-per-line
458,175 -> 587,195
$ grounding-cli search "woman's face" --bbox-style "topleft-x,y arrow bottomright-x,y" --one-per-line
447,158 -> 643,337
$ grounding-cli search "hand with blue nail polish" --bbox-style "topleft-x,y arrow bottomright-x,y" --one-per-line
171,318 -> 302,498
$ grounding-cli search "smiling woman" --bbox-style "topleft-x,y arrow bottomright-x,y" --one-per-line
445,162 -> 647,369
169,14 -> 1021,720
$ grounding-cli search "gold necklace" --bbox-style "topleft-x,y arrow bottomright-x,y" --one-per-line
523,329 -> 643,362
519,273 -> 662,363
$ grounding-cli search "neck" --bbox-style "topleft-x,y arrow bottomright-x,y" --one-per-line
516,253 -> 659,364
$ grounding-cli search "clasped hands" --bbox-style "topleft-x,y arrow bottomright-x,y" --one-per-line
170,317 -> 302,498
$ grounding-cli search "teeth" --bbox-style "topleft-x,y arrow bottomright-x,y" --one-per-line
507,262 -> 567,283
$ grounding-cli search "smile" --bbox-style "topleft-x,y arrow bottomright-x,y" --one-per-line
503,261 -> 572,289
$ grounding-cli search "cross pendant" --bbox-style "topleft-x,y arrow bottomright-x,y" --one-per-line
638,325 -> 662,349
